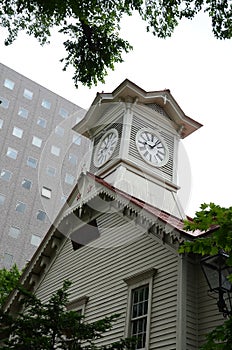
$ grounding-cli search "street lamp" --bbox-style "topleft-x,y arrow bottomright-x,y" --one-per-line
200,251 -> 232,317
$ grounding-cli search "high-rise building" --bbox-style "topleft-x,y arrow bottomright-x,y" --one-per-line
0,63 -> 89,270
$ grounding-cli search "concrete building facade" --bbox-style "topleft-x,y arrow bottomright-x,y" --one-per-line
0,63 -> 89,269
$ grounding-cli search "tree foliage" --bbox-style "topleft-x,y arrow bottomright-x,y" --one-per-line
0,0 -> 232,87
0,264 -> 21,307
180,202 -> 232,349
0,280 -> 136,350
179,202 -> 232,264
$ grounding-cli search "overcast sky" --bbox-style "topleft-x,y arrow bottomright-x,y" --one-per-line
1,10 -> 232,217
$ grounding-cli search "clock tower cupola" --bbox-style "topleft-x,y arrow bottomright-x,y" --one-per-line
74,80 -> 202,219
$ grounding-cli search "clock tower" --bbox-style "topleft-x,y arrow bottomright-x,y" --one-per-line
74,80 -> 202,219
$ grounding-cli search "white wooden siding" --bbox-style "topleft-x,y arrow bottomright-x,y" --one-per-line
36,212 -> 180,349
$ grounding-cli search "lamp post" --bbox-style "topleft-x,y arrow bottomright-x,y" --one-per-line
200,251 -> 232,317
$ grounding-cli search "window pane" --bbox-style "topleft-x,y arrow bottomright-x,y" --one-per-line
41,187 -> 52,198
41,99 -> 51,109
68,154 -> 78,165
32,136 -> 42,148
6,147 -> 18,159
12,126 -> 23,138
27,157 -> 37,168
37,210 -> 46,221
46,166 -> 56,177
16,201 -> 26,213
18,107 -> 28,118
65,173 -> 75,185
0,169 -> 12,181
3,253 -> 13,268
4,78 -> 15,90
0,96 -> 9,109
51,145 -> 60,156
55,125 -> 64,136
131,285 -> 149,349
0,194 -> 6,205
59,107 -> 69,118
23,88 -> 33,100
31,234 -> 42,247
72,135 -> 81,145
9,226 -> 21,238
37,117 -> 47,128
22,178 -> 32,189
0,119 -> 3,129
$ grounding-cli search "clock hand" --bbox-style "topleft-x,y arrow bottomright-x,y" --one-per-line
150,140 -> 161,149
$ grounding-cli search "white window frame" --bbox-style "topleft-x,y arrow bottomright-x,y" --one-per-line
41,98 -> 51,109
4,78 -> 15,90
124,268 -> 156,350
0,193 -> 6,205
22,178 -> 32,190
0,96 -> 9,109
9,226 -> 21,238
18,107 -> 28,118
41,186 -> 52,199
66,295 -> 89,315
32,136 -> 42,148
15,201 -> 26,213
51,145 -> 60,157
23,88 -> 33,100
37,117 -> 47,128
27,156 -> 38,168
0,169 -> 12,181
31,234 -> 42,247
12,126 -> 23,139
6,147 -> 18,159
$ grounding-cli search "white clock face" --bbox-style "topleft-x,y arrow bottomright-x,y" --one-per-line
136,129 -> 168,166
94,129 -> 118,167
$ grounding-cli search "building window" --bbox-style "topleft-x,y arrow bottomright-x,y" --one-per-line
27,156 -> 38,168
16,201 -> 26,213
37,117 -> 47,128
32,136 -> 42,148
6,147 -> 18,160
0,96 -> 9,109
18,107 -> 29,118
37,210 -> 46,221
22,178 -> 32,190
124,268 -> 155,350
41,98 -> 51,109
130,285 -> 149,349
51,145 -> 60,157
31,234 -> 42,247
72,134 -> 81,145
0,193 -> 6,205
46,166 -> 56,177
68,153 -> 78,165
66,295 -> 89,314
4,78 -> 15,90
9,226 -> 21,238
0,119 -> 3,129
23,88 -> 33,100
61,195 -> 68,204
12,126 -> 23,139
65,173 -> 75,185
41,186 -> 52,199
3,253 -> 13,268
55,125 -> 64,137
0,169 -> 12,181
59,107 -> 69,119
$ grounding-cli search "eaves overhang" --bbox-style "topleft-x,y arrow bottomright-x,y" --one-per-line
74,79 -> 202,139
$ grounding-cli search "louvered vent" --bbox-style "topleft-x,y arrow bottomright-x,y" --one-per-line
129,115 -> 174,181
145,103 -> 170,119
90,116 -> 123,173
